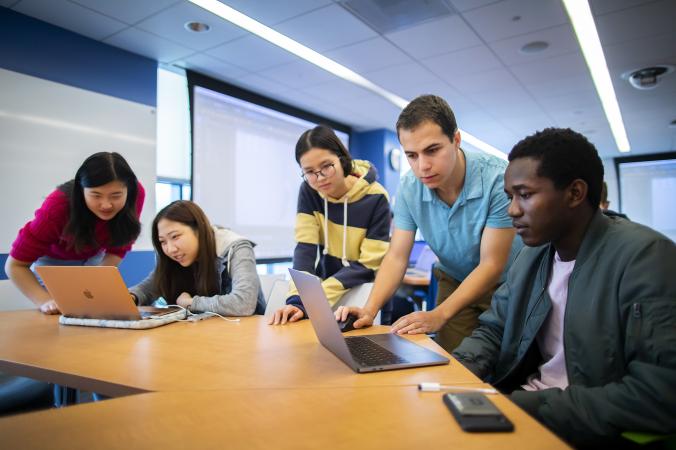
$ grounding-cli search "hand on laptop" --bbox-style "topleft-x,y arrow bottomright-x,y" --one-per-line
268,305 -> 304,325
335,306 -> 374,329
39,299 -> 60,315
391,310 -> 445,335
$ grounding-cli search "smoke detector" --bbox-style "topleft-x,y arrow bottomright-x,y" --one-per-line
622,65 -> 674,90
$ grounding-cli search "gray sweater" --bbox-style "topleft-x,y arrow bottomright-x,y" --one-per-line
130,226 -> 265,316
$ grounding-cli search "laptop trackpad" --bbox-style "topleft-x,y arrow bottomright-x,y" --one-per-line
367,333 -> 442,361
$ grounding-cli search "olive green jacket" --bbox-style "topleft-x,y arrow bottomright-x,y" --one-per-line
453,212 -> 676,446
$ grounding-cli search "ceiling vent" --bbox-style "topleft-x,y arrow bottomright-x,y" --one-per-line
622,65 -> 674,90
340,0 -> 454,34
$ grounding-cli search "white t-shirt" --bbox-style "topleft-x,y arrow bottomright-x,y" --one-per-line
523,251 -> 575,391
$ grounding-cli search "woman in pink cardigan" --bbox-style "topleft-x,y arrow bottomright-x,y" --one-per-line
5,152 -> 145,314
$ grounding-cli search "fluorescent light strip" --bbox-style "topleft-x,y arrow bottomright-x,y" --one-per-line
462,131 -> 507,160
189,0 -> 409,108
563,0 -> 630,152
189,0 -> 507,158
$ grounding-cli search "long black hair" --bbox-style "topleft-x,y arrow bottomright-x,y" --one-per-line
59,152 -> 141,251
151,200 -> 218,303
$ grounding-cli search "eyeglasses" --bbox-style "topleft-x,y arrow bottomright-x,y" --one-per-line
301,163 -> 336,182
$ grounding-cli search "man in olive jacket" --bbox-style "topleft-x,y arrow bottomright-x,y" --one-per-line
452,128 -> 676,447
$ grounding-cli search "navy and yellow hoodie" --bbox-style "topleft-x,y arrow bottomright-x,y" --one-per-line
286,160 -> 390,313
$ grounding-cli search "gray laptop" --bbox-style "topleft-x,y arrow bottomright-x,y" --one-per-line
289,269 -> 449,373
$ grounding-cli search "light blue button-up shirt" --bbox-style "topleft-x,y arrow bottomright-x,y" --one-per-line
394,149 -> 522,282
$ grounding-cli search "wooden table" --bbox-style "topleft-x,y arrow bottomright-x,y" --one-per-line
0,311 -> 477,396
0,386 -> 569,449
0,311 -> 570,449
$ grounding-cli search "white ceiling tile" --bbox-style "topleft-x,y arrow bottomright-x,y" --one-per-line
458,113 -> 518,153
461,0 -> 568,42
300,79 -> 373,105
422,45 -> 503,78
257,60 -> 337,90
134,2 -> 246,51
13,0 -> 128,40
364,62 -> 439,94
230,73 -> 291,98
385,14 -> 482,59
468,87 -> 545,118
489,24 -> 580,67
445,68 -> 522,95
447,0 -> 503,13
325,37 -> 411,73
525,74 -> 597,99
510,52 -> 587,84
537,89 -> 601,113
595,0 -> 676,45
604,32 -> 676,72
274,4 -> 377,52
103,27 -> 195,62
174,53 -> 248,81
590,0 -> 657,16
388,80 -> 462,104
497,113 -> 558,138
548,107 -> 607,131
205,35 -> 298,71
70,0 -> 179,25
222,0 -> 332,26
286,90 -> 380,129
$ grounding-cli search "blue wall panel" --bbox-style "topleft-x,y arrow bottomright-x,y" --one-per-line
0,8 -> 157,107
351,129 -> 402,198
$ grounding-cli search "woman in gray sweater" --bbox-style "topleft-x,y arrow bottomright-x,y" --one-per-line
130,200 -> 265,316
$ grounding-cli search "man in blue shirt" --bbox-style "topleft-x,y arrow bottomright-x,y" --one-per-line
338,95 -> 521,352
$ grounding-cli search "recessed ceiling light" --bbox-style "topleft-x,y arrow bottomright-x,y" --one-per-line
621,65 -> 674,90
185,21 -> 210,33
520,41 -> 549,54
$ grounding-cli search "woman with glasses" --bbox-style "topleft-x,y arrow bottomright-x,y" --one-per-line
269,125 -> 391,325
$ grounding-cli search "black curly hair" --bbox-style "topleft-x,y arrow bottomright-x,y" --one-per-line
509,128 -> 604,208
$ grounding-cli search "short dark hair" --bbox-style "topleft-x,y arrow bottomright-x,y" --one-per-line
396,95 -> 458,142
295,125 -> 353,176
509,128 -> 604,208
60,152 -> 141,251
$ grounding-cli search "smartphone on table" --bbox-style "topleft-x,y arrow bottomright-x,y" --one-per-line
443,392 -> 514,432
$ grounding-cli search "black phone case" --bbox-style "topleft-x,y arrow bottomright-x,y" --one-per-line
443,394 -> 514,432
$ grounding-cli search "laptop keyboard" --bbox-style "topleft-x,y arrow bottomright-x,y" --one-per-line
346,336 -> 408,366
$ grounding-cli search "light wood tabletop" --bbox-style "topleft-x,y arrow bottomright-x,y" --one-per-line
403,273 -> 431,286
0,311 -> 478,396
0,385 -> 570,450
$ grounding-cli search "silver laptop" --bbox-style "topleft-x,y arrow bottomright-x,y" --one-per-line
36,266 -> 179,320
289,269 -> 449,373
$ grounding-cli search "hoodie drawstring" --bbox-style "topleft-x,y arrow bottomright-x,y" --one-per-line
341,196 -> 349,267
322,195 -> 350,267
322,197 -> 329,255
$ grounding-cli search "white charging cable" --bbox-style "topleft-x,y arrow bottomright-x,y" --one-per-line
169,304 -> 241,323
418,382 -> 498,394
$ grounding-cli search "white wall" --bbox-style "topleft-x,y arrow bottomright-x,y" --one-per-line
0,68 -> 156,310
